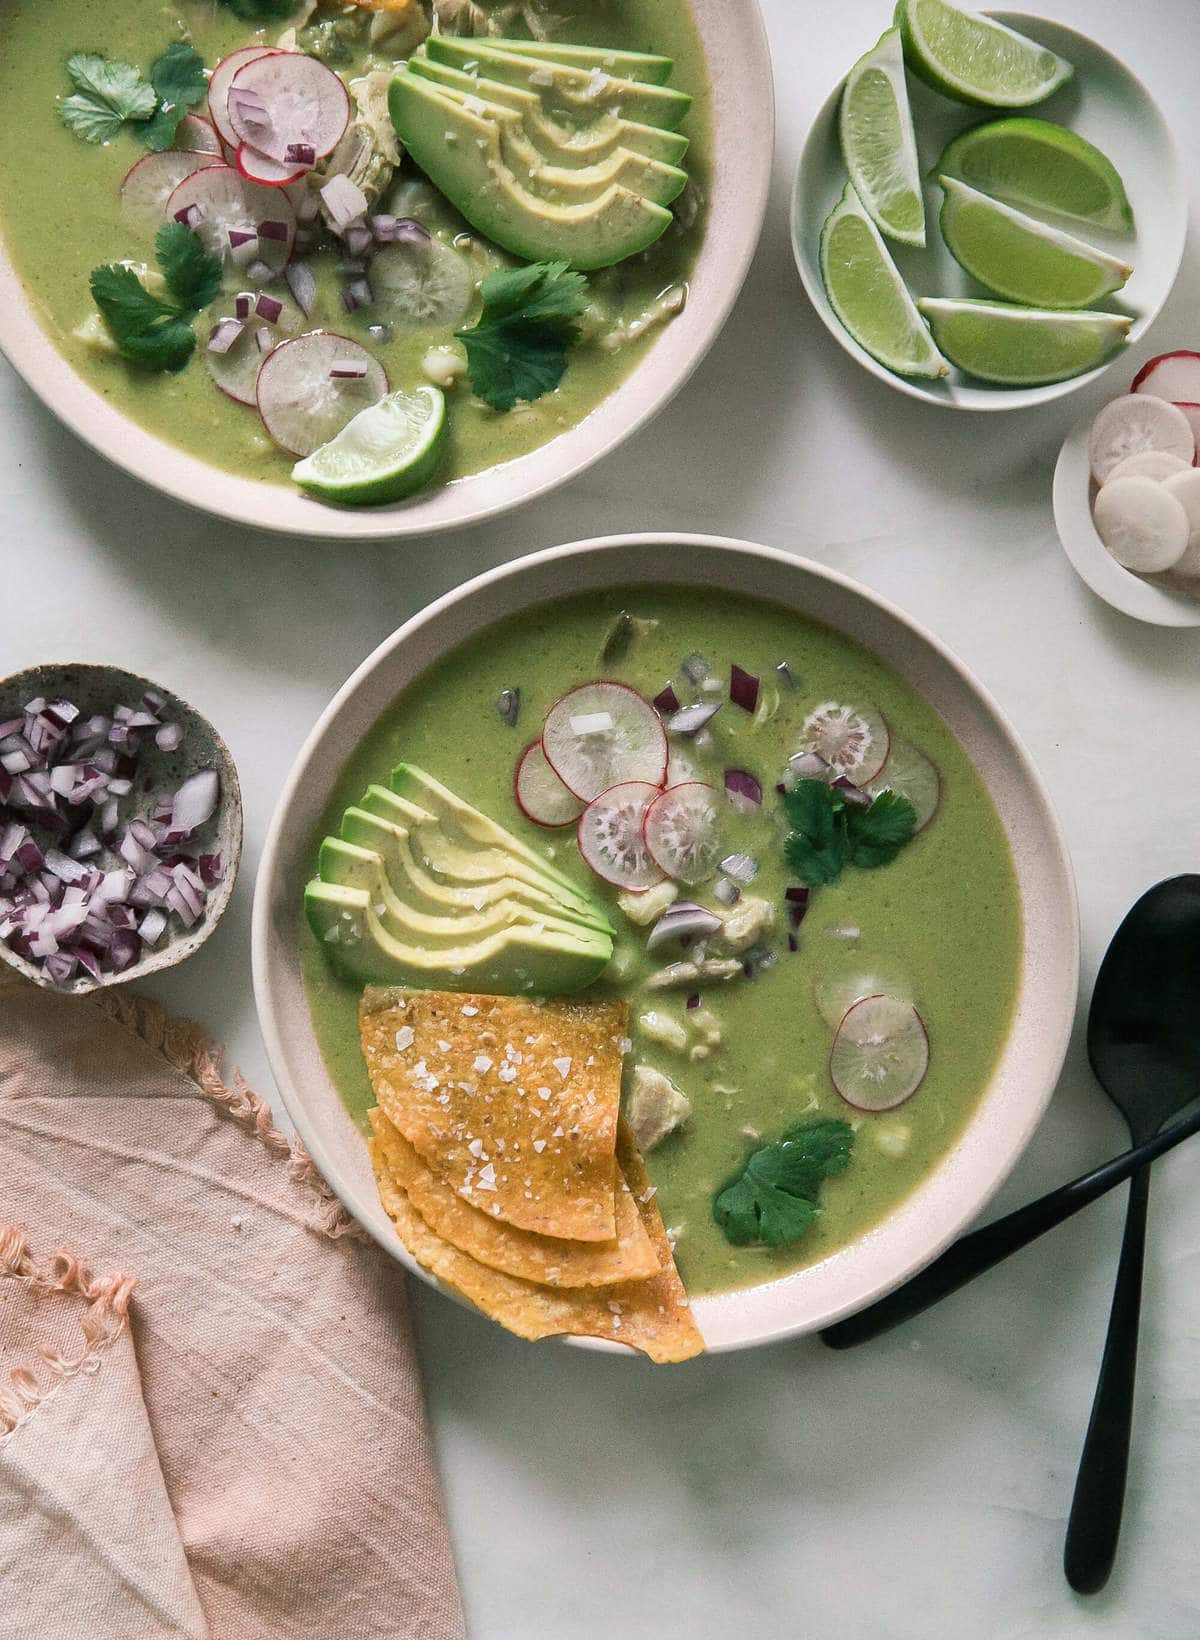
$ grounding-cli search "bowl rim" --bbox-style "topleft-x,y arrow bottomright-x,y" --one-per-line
1053,410 -> 1200,627
252,532 -> 1079,1355
0,0 -> 774,540
790,10 -> 1187,413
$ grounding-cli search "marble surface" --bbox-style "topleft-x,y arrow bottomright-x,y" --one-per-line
3,1 -> 1199,1633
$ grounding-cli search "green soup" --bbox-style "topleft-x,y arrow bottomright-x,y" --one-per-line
0,0 -> 711,491
301,587 -> 1022,1297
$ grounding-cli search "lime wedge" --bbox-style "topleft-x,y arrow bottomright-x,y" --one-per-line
292,386 -> 447,505
917,298 -> 1130,385
839,27 -> 925,247
820,183 -> 948,378
939,176 -> 1132,308
936,118 -> 1134,235
896,0 -> 1072,108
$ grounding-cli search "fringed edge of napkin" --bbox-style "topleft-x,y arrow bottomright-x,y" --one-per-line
0,1228 -> 135,1442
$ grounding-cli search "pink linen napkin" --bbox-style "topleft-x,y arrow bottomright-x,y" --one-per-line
0,970 -> 465,1640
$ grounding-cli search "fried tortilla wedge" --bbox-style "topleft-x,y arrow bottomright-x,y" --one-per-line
368,1121 -> 703,1363
360,988 -> 627,1241
370,1109 -> 658,1286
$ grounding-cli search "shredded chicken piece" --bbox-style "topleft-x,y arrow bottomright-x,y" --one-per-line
617,879 -> 678,928
638,1010 -> 689,1053
598,284 -> 687,352
645,958 -> 742,992
625,1065 -> 691,1151
711,896 -> 777,956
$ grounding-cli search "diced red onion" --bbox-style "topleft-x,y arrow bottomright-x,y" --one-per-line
775,661 -> 797,689
786,885 -> 810,928
320,173 -> 368,232
68,828 -> 101,861
254,292 -> 283,322
497,689 -> 521,728
285,260 -> 317,317
712,877 -> 740,908
234,292 -> 253,321
652,684 -> 680,716
155,723 -> 183,753
174,204 -> 204,228
228,86 -> 270,128
197,853 -> 223,887
681,652 -> 710,685
330,359 -> 368,380
256,325 -> 274,353
730,665 -> 760,714
245,259 -> 274,283
344,223 -> 373,258
788,933 -> 799,953
365,322 -> 393,345
138,908 -> 168,946
257,221 -> 289,246
666,702 -> 721,737
719,852 -> 759,884
724,769 -> 762,811
646,903 -> 723,951
208,318 -> 244,355
346,277 -> 373,310
228,228 -> 257,248
169,769 -> 219,836
285,141 -> 316,166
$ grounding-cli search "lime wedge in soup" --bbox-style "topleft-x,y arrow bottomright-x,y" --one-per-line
896,0 -> 1073,108
936,118 -> 1134,236
917,298 -> 1130,386
820,183 -> 948,379
839,27 -> 925,247
292,386 -> 448,505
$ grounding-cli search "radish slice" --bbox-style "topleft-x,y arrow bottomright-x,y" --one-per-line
228,53 -> 349,165
203,290 -> 303,405
1172,403 -> 1200,458
1161,469 -> 1200,576
165,166 -> 296,278
815,970 -> 915,1030
1093,476 -> 1189,573
830,994 -> 929,1111
514,740 -> 584,829
208,46 -> 282,152
1102,450 -> 1191,484
643,783 -> 722,886
577,782 -> 665,892
256,331 -> 387,456
235,142 -> 310,187
176,114 -> 223,156
120,149 -> 222,233
1087,395 -> 1195,483
794,701 -> 889,783
542,682 -> 667,802
866,738 -> 940,831
1131,350 -> 1200,406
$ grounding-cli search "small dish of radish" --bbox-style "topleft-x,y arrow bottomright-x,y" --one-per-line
1054,352 -> 1200,627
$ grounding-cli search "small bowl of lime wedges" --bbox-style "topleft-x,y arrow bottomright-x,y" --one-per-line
791,6 -> 1185,411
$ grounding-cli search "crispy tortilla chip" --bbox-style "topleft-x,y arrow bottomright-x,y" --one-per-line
368,1126 -> 704,1364
369,1109 -> 657,1287
360,989 -> 628,1241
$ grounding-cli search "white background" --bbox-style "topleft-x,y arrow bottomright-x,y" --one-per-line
3,1 -> 1199,1634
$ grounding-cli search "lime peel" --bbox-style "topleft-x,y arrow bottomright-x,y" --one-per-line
917,297 -> 1130,386
292,385 -> 448,505
897,0 -> 1073,109
936,118 -> 1134,235
839,27 -> 925,248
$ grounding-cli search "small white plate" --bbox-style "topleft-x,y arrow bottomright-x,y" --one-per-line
791,13 -> 1186,412
1053,412 -> 1200,627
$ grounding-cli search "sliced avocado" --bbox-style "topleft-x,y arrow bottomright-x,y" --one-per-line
481,39 -> 675,86
389,73 -> 672,269
422,82 -> 687,207
305,880 -> 612,993
423,37 -> 692,131
341,806 -> 607,933
409,57 -> 689,167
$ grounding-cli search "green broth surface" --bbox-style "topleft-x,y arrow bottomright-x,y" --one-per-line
0,0 -> 712,487
300,587 -> 1022,1297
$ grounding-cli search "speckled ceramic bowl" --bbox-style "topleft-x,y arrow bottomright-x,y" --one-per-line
253,534 -> 1079,1355
0,0 -> 773,540
0,663 -> 242,993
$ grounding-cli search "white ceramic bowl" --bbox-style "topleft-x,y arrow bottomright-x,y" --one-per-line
0,2 -> 772,540
791,13 -> 1186,412
1053,411 -> 1200,627
253,534 -> 1079,1355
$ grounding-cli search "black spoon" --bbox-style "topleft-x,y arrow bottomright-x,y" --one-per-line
822,876 -> 1200,1589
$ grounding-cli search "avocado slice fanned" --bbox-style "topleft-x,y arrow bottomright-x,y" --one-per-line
481,38 -> 675,86
306,765 -> 613,993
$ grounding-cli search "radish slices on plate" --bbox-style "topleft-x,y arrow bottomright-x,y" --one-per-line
1087,368 -> 1200,581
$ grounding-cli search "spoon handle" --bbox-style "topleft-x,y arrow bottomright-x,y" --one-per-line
820,1105 -> 1200,1350
1063,1166 -> 1151,1594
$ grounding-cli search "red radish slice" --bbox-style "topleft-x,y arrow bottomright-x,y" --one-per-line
256,332 -> 386,456
228,53 -> 349,165
165,166 -> 295,277
866,738 -> 940,831
794,701 -> 889,784
235,143 -> 309,187
176,114 -> 223,155
204,290 -> 303,405
514,740 -> 584,829
577,782 -> 665,892
542,682 -> 667,802
120,148 -> 222,233
1172,404 -> 1200,458
830,994 -> 929,1112
643,783 -> 722,886
208,46 -> 282,152
1087,395 -> 1194,483
1131,351 -> 1200,406
815,970 -> 915,1030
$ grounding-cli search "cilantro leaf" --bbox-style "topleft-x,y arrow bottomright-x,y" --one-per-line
456,260 -> 589,412
844,788 -> 918,868
782,779 -> 848,886
137,44 -> 209,151
61,52 -> 156,144
713,1119 -> 855,1248
155,222 -> 222,313
89,265 -> 196,372
217,0 -> 296,19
